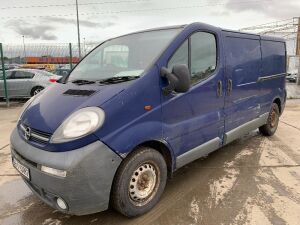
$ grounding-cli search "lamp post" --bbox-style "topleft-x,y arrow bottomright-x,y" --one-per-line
83,37 -> 86,56
75,0 -> 82,59
22,35 -> 27,64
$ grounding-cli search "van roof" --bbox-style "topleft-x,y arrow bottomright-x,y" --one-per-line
222,28 -> 285,43
107,22 -> 285,43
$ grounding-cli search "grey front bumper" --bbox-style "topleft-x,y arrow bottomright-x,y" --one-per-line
10,128 -> 122,215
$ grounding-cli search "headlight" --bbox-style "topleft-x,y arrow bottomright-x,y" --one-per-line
41,165 -> 67,177
18,96 -> 35,121
50,107 -> 105,143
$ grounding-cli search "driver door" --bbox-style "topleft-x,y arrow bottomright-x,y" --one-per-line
161,31 -> 225,168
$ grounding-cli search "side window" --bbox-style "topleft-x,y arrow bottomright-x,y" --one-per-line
190,32 -> 217,84
167,40 -> 188,70
13,71 -> 34,79
0,71 -> 13,80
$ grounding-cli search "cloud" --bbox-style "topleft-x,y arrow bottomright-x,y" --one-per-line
225,0 -> 300,19
6,20 -> 57,40
41,17 -> 115,28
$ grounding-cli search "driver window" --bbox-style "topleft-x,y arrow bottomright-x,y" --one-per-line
168,40 -> 188,70
103,45 -> 129,68
190,32 -> 217,84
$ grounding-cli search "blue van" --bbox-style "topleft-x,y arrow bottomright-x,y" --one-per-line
10,22 -> 286,217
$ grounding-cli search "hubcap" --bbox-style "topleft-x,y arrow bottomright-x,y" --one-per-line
129,163 -> 158,205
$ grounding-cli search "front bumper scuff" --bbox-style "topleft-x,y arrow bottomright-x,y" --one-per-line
10,128 -> 122,215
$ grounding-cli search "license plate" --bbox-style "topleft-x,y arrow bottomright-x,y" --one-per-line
12,157 -> 30,180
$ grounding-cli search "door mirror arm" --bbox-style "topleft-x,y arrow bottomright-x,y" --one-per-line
160,67 -> 178,95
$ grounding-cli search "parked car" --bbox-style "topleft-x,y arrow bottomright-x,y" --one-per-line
286,71 -> 298,83
11,22 -> 286,217
0,69 -> 61,98
0,64 -> 13,70
51,68 -> 70,78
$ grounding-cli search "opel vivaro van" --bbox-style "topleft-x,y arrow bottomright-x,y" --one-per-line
11,22 -> 286,217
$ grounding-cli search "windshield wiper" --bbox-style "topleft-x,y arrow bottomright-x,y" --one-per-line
98,76 -> 139,84
70,79 -> 96,85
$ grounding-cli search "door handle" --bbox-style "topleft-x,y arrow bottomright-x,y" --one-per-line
227,79 -> 232,95
217,80 -> 222,97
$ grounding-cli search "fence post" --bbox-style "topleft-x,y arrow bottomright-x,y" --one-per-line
0,43 -> 9,107
69,43 -> 73,70
297,56 -> 300,85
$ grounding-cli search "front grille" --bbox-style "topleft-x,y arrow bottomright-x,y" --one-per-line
20,123 -> 51,143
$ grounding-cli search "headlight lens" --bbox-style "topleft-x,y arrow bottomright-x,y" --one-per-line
50,107 -> 105,143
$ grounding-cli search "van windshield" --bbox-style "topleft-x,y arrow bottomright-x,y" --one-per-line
68,28 -> 182,83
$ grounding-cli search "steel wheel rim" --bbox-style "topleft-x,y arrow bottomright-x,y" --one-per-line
129,162 -> 159,206
34,89 -> 41,95
270,106 -> 278,128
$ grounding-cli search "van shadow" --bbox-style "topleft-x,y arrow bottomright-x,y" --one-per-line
8,131 -> 266,225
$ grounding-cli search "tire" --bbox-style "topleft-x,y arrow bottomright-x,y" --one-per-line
31,86 -> 44,96
259,103 -> 280,136
111,147 -> 167,217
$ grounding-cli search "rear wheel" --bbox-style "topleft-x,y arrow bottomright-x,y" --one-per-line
31,86 -> 44,96
259,103 -> 280,136
111,147 -> 167,217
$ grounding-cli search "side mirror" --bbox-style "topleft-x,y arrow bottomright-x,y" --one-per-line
160,64 -> 191,95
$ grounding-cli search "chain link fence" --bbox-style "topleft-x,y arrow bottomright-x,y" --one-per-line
0,42 -> 98,106
1,40 -> 300,106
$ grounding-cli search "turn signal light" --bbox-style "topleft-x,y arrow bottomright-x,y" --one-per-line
144,105 -> 152,110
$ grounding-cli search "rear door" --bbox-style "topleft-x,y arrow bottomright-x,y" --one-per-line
10,71 -> 35,96
161,31 -> 225,167
223,32 -> 262,142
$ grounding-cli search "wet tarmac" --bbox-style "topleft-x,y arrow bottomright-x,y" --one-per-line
1,100 -> 300,225
286,83 -> 300,99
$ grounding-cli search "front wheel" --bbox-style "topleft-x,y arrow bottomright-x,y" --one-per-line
259,103 -> 280,136
111,147 -> 167,217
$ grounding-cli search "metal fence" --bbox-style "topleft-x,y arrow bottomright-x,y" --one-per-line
0,42 -> 99,106
1,41 -> 300,107
1,42 -> 98,64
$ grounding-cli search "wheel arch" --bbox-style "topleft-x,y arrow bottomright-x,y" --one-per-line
133,140 -> 175,178
273,97 -> 282,114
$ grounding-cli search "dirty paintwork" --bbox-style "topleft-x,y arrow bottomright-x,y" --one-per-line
1,100 -> 300,224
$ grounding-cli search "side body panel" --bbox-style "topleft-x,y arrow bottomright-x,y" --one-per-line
259,37 -> 286,115
30,74 -> 52,96
223,31 -> 262,135
98,66 -> 165,158
10,71 -> 32,96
